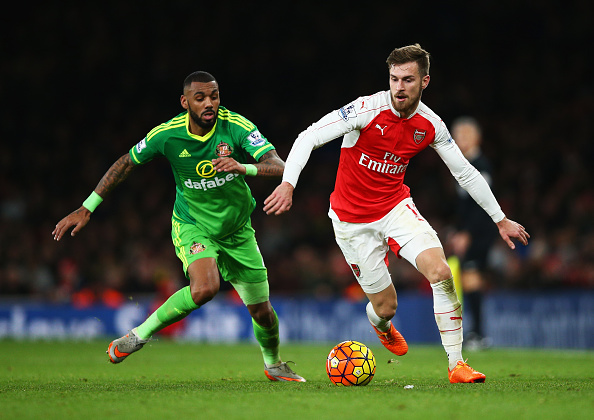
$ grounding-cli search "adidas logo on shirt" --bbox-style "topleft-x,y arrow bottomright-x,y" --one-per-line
179,149 -> 191,157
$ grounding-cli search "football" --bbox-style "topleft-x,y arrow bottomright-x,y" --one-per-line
326,340 -> 376,386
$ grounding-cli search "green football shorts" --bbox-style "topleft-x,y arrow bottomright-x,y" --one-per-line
171,218 -> 269,305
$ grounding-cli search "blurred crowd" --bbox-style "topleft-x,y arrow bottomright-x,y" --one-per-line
1,2 -> 592,305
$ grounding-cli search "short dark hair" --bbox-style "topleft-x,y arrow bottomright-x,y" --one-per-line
386,44 -> 431,77
183,71 -> 217,92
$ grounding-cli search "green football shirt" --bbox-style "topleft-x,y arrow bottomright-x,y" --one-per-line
129,107 -> 275,239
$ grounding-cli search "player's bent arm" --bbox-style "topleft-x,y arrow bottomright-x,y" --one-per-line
212,150 -> 284,177
283,109 -> 352,187
265,103 -> 357,214
282,130 -> 327,187
52,154 -> 137,241
254,150 -> 285,177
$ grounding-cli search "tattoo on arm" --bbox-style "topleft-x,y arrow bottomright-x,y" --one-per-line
255,150 -> 285,177
95,154 -> 136,197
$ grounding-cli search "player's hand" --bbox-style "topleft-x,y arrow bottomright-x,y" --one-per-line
52,206 -> 92,241
264,182 -> 294,215
212,157 -> 245,174
496,217 -> 530,250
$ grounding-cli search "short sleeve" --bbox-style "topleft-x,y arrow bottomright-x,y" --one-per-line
241,128 -> 275,161
129,136 -> 162,165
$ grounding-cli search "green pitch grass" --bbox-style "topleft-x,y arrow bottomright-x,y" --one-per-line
1,340 -> 592,420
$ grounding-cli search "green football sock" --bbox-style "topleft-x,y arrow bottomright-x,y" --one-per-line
252,309 -> 281,366
136,286 -> 199,339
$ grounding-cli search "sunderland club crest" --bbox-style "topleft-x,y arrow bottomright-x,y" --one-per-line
190,242 -> 207,255
215,142 -> 233,157
413,129 -> 426,144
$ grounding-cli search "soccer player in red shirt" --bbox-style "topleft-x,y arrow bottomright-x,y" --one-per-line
264,44 -> 529,383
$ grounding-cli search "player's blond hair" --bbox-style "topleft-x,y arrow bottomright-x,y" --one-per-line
386,44 -> 431,77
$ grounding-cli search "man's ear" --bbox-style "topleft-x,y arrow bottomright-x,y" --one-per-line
180,95 -> 188,109
422,75 -> 430,90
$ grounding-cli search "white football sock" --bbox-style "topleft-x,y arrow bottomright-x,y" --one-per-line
366,301 -> 391,332
431,277 -> 463,369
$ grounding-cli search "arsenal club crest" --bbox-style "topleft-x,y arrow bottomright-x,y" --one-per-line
215,142 -> 233,157
413,129 -> 426,144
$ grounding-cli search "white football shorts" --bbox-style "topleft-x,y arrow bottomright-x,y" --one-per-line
331,197 -> 442,294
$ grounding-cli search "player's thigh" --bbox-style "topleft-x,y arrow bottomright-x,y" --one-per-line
171,218 -> 220,279
187,257 -> 221,298
332,219 -> 392,294
219,223 -> 269,306
387,198 -> 443,271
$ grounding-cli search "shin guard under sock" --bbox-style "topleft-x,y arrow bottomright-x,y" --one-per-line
252,309 -> 281,366
431,278 -> 463,369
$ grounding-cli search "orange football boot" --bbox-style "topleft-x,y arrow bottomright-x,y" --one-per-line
372,322 -> 408,356
448,361 -> 486,383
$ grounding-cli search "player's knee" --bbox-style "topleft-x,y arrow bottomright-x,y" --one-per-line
188,260 -> 221,305
190,281 -> 219,306
429,263 -> 454,284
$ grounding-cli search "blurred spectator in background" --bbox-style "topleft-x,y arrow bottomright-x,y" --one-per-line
448,117 -> 498,350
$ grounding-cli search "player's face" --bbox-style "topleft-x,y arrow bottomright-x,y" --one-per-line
181,81 -> 220,135
389,62 -> 429,119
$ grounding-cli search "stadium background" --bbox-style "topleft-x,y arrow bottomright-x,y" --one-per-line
1,1 -> 592,347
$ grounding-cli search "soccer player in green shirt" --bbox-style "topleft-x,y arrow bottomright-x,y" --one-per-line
52,71 -> 305,382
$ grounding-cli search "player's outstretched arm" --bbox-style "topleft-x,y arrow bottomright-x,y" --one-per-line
263,181 -> 294,216
52,154 -> 136,241
496,217 -> 530,249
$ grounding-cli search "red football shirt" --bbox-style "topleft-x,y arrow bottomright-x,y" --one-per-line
283,91 -> 505,224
